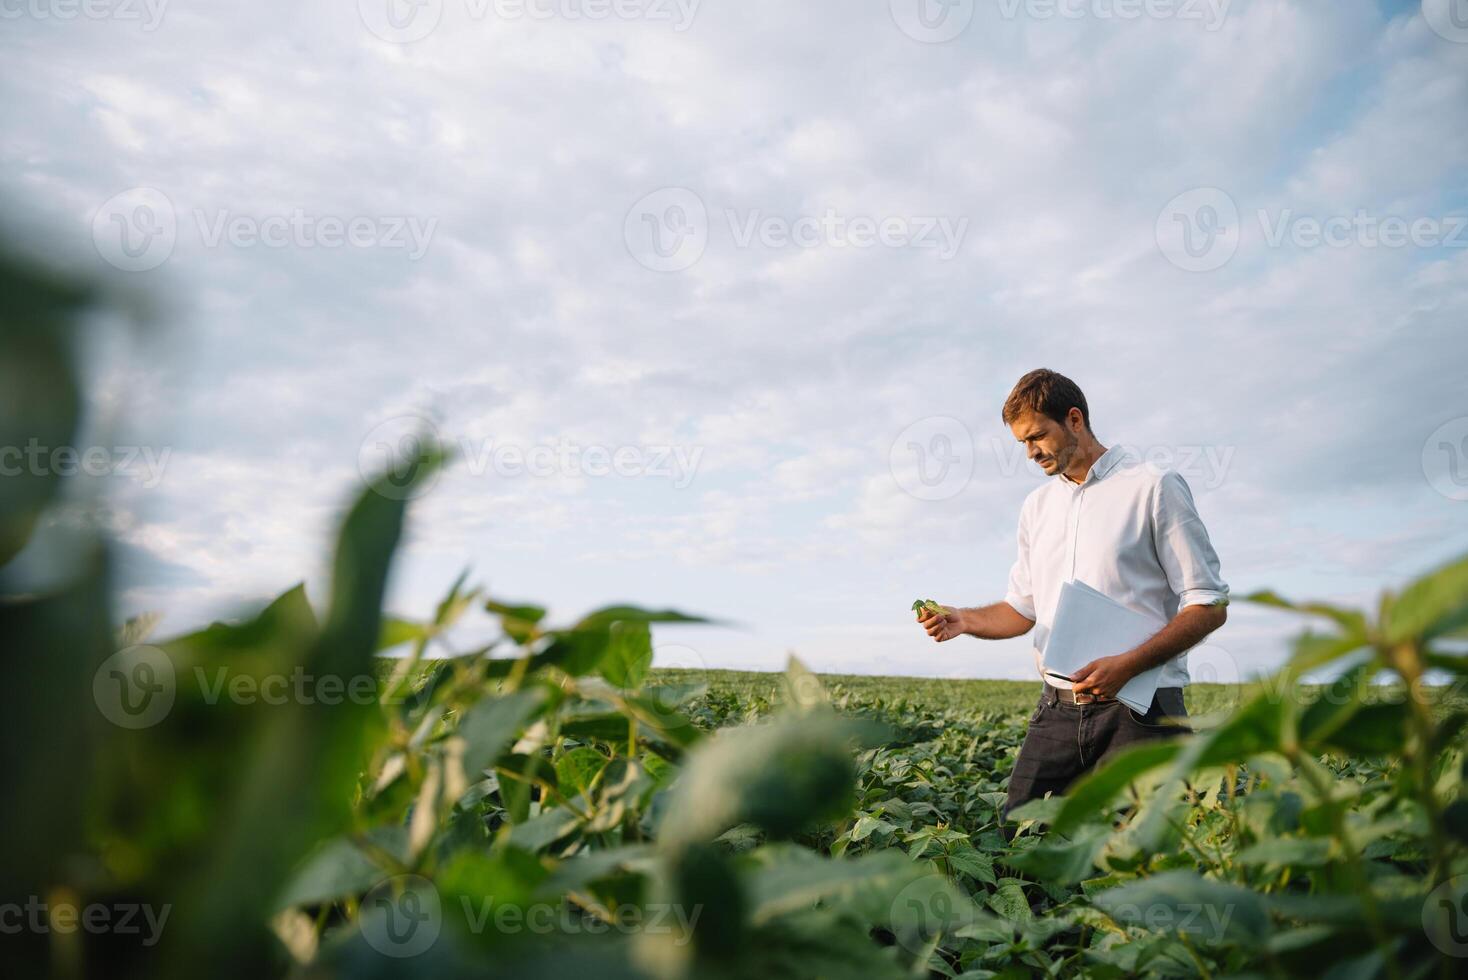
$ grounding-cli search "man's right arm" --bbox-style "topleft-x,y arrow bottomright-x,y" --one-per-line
960,602 -> 1036,639
919,600 -> 1034,641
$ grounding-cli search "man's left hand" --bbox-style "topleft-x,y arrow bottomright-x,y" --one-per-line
1070,654 -> 1138,699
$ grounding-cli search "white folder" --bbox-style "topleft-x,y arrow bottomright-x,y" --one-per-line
1041,580 -> 1166,714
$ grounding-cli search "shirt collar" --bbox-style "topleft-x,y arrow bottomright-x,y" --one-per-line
1060,444 -> 1129,487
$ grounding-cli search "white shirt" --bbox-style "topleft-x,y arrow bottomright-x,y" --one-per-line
1003,444 -> 1228,689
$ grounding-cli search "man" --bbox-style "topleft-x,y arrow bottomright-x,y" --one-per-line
917,369 -> 1228,821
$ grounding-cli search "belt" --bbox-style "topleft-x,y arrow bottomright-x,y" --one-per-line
1045,682 -> 1113,705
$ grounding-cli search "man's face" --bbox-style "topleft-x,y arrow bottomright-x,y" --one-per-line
1010,409 -> 1080,476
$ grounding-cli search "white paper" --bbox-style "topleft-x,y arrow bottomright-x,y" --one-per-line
1040,579 -> 1167,714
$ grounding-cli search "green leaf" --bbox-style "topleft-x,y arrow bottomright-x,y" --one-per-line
1005,795 -> 1066,826
742,843 -> 930,926
783,655 -> 828,709
1318,701 -> 1407,755
658,715 -> 892,850
1129,692 -> 1288,852
496,754 -> 556,824
1386,555 -> 1468,644
0,542 -> 109,903
1296,658 -> 1378,748
1092,870 -> 1269,942
1245,590 -> 1367,639
162,583 -> 319,660
556,746 -> 608,799
575,604 -> 712,629
457,689 -> 547,776
1051,740 -> 1181,834
668,841 -> 746,958
599,620 -> 653,689
485,599 -> 547,645
376,616 -> 428,651
0,249 -> 91,567
986,878 -> 1032,923
1285,630 -> 1370,677
436,846 -> 547,917
561,712 -> 636,744
947,846 -> 997,886
851,813 -> 899,842
539,625 -> 615,677
503,807 -> 582,852
1003,824 -> 1109,885
273,830 -> 407,909
1232,837 -> 1330,868
166,443 -> 444,969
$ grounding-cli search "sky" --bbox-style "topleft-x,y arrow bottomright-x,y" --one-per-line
3,0 -> 1466,684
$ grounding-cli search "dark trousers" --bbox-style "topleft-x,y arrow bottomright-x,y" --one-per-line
1002,685 -> 1189,823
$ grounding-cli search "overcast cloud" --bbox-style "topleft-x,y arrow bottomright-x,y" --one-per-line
3,0 -> 1466,682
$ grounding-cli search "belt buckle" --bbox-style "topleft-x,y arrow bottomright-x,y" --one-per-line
1072,690 -> 1097,705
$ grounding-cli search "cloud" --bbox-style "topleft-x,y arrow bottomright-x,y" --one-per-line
3,0 -> 1465,676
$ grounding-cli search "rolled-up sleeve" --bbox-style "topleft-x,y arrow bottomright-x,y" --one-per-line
1151,470 -> 1229,608
1003,502 -> 1038,621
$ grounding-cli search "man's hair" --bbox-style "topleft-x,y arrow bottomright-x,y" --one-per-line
1001,369 -> 1092,431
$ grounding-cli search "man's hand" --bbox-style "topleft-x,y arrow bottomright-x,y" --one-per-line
1069,653 -> 1139,699
917,604 -> 965,642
